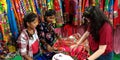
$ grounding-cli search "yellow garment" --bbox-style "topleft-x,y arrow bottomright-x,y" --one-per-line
0,0 -> 7,12
8,45 -> 16,53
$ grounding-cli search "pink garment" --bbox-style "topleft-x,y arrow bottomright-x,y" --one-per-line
54,28 -> 62,37
114,25 -> 120,54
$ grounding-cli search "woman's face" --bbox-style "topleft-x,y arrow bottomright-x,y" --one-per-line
46,15 -> 55,23
27,18 -> 39,29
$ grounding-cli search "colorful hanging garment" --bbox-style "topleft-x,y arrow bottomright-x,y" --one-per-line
40,0 -> 47,22
72,0 -> 79,25
78,0 -> 82,25
11,0 -> 23,31
7,0 -> 19,40
54,0 -> 60,11
0,5 -> 4,40
100,0 -> 105,11
47,0 -> 54,9
29,0 -> 36,13
34,0 -> 41,15
25,0 -> 32,12
0,2 -> 11,42
108,0 -> 114,23
20,0 -> 26,15
0,23 -> 3,40
58,0 -> 64,25
113,0 -> 119,29
64,0 -> 70,22
0,2 -> 4,14
82,0 -> 87,12
54,0 -> 63,27
85,0 -> 89,7
95,0 -> 99,6
0,0 -> 7,12
104,0 -> 109,17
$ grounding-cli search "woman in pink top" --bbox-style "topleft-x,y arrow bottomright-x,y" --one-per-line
71,6 -> 113,60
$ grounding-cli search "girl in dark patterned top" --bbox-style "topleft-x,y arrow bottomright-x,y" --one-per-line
36,9 -> 57,59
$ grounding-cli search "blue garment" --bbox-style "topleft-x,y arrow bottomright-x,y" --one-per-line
7,0 -> 19,39
97,51 -> 114,60
33,53 -> 47,60
34,0 -> 40,15
33,51 -> 55,60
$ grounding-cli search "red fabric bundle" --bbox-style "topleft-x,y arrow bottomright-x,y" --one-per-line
53,33 -> 89,60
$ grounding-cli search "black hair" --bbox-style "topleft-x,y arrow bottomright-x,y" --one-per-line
83,6 -> 112,42
44,9 -> 56,22
23,12 -> 37,28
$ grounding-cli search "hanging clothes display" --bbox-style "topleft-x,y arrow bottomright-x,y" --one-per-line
0,0 -> 7,12
11,0 -> 23,31
108,0 -> 114,22
7,0 -> 19,40
100,0 -> 105,11
47,0 -> 54,9
104,0 -> 109,17
0,2 -> 11,42
114,0 -> 120,29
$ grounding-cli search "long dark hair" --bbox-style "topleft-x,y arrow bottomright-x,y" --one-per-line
23,12 -> 37,28
83,6 -> 112,42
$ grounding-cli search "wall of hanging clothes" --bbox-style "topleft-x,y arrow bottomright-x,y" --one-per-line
0,0 -> 120,59
0,0 -> 120,49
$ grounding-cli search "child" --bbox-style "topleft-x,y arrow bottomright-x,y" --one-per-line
17,12 -> 46,60
36,9 -> 56,59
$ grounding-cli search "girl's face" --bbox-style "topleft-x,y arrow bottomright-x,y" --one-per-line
46,15 -> 55,23
27,18 -> 38,29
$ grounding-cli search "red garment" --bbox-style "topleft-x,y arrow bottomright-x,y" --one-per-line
114,9 -> 120,29
64,0 -> 70,14
113,0 -> 120,29
32,40 -> 39,54
100,0 -> 104,11
54,0 -> 60,11
88,23 -> 113,55
53,33 -> 89,60
62,24 -> 73,37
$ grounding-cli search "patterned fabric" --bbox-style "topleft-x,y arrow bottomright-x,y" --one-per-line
17,29 -> 39,58
36,22 -> 56,46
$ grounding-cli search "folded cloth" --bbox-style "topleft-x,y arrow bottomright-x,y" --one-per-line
52,53 -> 74,60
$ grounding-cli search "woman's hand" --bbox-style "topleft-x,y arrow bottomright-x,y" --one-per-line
70,44 -> 79,51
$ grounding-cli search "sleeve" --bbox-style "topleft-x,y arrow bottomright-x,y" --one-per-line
99,24 -> 112,45
17,33 -> 28,56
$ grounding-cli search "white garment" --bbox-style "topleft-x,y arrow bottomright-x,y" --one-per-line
52,53 -> 74,60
